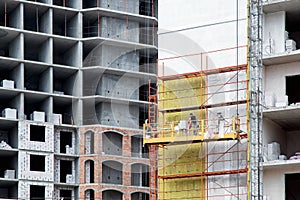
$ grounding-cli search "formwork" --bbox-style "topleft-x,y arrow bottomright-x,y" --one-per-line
144,46 -> 249,199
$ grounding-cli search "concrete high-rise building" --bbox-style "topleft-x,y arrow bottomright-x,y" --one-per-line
0,0 -> 157,199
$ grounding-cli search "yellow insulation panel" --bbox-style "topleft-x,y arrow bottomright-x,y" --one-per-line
158,77 -> 205,111
158,143 -> 206,200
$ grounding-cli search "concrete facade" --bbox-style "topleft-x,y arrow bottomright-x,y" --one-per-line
0,0 -> 157,199
262,1 -> 300,199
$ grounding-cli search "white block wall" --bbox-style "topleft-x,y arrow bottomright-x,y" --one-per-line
18,121 -> 54,152
18,151 -> 54,182
54,127 -> 77,154
18,181 -> 54,199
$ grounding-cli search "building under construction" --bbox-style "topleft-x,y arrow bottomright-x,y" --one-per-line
0,0 -> 157,199
0,0 -> 300,199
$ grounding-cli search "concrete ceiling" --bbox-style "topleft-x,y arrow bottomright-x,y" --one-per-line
264,106 -> 300,131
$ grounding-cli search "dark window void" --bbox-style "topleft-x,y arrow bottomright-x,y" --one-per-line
286,173 -> 300,200
286,75 -> 300,104
83,0 -> 97,8
85,189 -> 95,200
30,185 -> 45,200
85,160 -> 94,184
131,192 -> 149,200
60,131 -> 72,153
30,155 -> 45,172
60,190 -> 72,200
60,160 -> 72,183
103,190 -> 122,200
102,161 -> 123,185
30,125 -> 45,142
286,13 -> 300,50
102,132 -> 123,156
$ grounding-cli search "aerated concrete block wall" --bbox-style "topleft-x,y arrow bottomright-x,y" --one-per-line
18,122 -> 54,152
18,151 -> 54,181
54,127 -> 77,154
18,181 -> 54,199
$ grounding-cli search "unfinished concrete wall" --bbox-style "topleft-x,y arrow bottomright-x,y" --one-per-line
263,11 -> 286,55
100,17 -> 139,42
264,62 -> 300,106
83,44 -> 140,71
264,165 -> 300,200
101,45 -> 139,71
97,74 -> 139,99
263,118 -> 287,159
100,0 -> 139,14
96,102 -> 139,128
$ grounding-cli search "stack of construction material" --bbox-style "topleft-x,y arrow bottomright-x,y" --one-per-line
2,108 -> 17,119
267,142 -> 280,161
4,169 -> 15,179
285,39 -> 296,53
30,111 -> 45,122
289,152 -> 300,160
0,80 -> 14,89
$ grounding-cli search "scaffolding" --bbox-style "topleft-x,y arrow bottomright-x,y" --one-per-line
144,45 -> 249,199
143,0 -> 263,198
248,0 -> 263,200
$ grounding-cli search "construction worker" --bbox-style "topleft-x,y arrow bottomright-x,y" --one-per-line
188,113 -> 198,135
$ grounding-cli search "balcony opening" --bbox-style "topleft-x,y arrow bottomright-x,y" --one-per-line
102,161 -> 123,185
102,131 -> 123,156
60,131 -> 72,154
30,185 -> 45,200
85,189 -> 95,200
131,192 -> 149,200
131,164 -> 149,187
60,190 -> 72,200
103,190 -> 122,200
286,12 -> 300,50
286,75 -> 300,105
286,173 -> 300,200
30,155 -> 45,172
131,135 -> 148,158
85,160 -> 94,184
60,160 -> 72,183
30,125 -> 45,142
